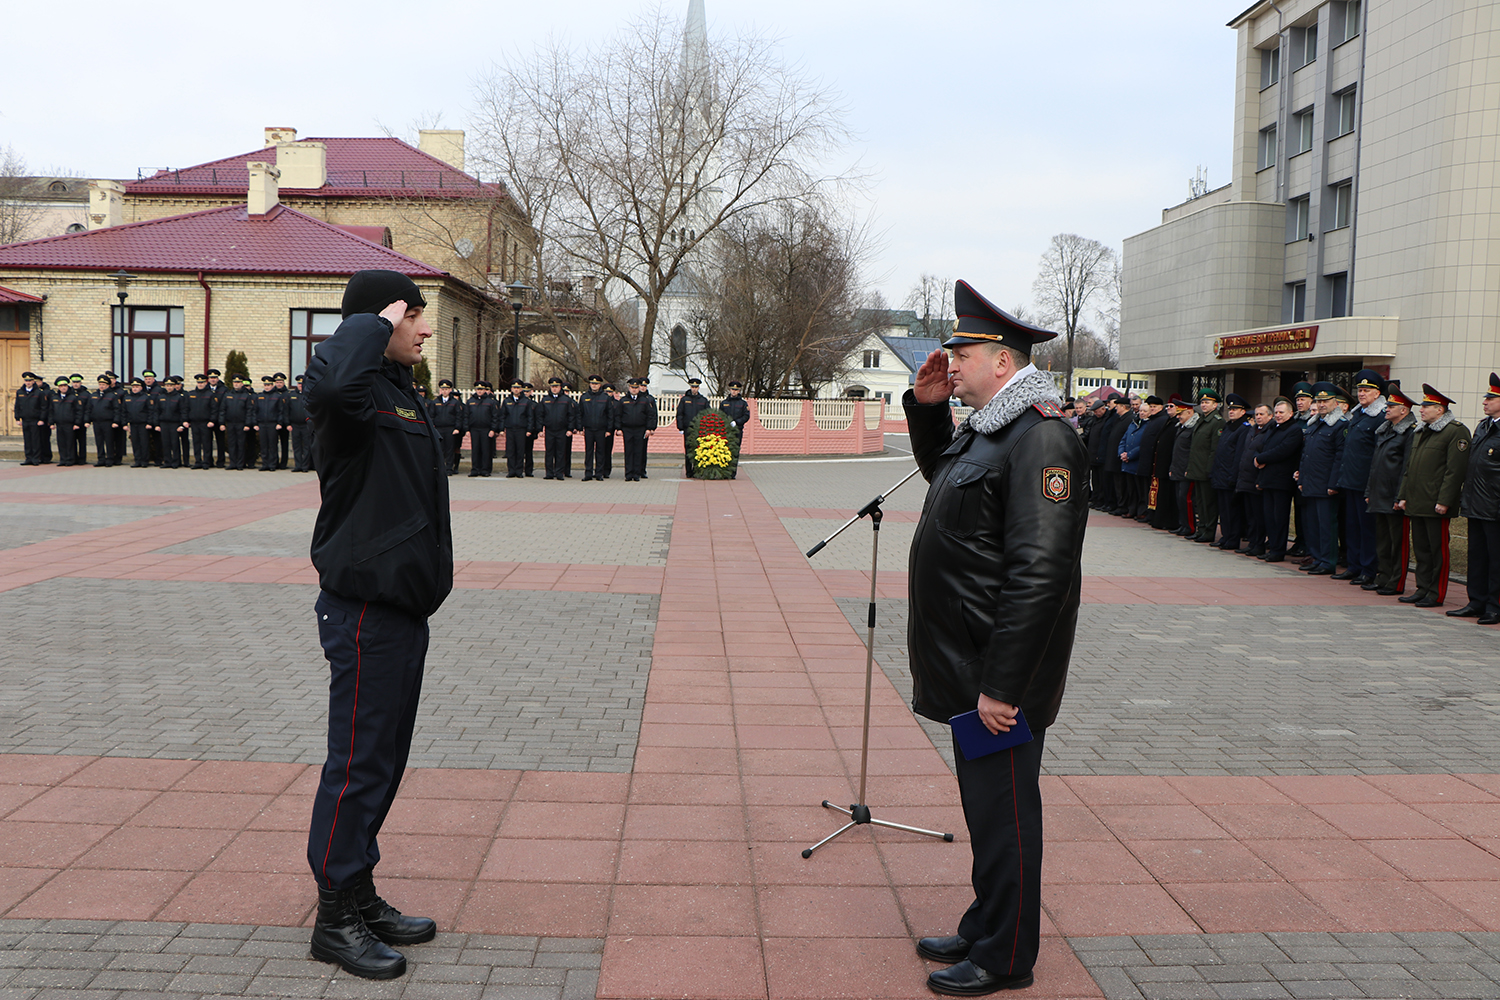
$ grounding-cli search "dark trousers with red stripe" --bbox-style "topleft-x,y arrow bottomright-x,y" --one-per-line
1409,516 -> 1451,603
307,591 -> 429,891
1373,512 -> 1410,592
951,729 -> 1046,978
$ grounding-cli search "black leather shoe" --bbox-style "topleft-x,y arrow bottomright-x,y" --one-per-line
1376,587 -> 1399,596
1261,555 -> 1285,563
1398,593 -> 1426,604
1415,599 -> 1442,608
1478,612 -> 1500,625
354,870 -> 436,945
916,935 -> 971,964
1306,565 -> 1335,575
1350,574 -> 1373,586
1446,602 -> 1483,618
309,885 -> 407,979
1331,569 -> 1359,581
927,960 -> 1033,996
1361,580 -> 1382,591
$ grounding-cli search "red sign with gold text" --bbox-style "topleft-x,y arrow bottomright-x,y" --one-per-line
1212,325 -> 1318,360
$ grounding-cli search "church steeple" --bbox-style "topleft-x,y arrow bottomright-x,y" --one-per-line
682,0 -> 708,79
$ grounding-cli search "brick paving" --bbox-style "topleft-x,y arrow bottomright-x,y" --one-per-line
1,455 -> 1498,999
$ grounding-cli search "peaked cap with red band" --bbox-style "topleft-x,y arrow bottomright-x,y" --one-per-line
1421,383 -> 1454,407
1486,372 -> 1500,399
942,279 -> 1059,356
1387,385 -> 1417,407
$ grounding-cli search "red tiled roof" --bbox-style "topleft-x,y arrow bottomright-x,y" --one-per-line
333,225 -> 392,247
0,204 -> 449,279
127,137 -> 501,200
0,284 -> 44,303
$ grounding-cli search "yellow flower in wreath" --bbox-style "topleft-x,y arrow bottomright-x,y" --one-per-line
695,434 -> 734,468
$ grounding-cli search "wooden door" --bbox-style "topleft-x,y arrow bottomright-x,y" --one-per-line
2,339 -> 32,436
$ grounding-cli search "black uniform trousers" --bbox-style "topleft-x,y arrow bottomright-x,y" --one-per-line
21,421 -> 46,464
599,431 -> 614,478
583,429 -> 610,479
1238,489 -> 1265,553
622,428 -> 648,480
307,592 -> 428,892
161,424 -> 183,468
544,428 -> 571,478
504,430 -> 527,476
952,729 -> 1046,979
226,426 -> 250,470
292,423 -> 313,472
1409,516 -> 1451,603
442,429 -> 463,474
277,426 -> 290,469
113,426 -> 128,467
1175,480 -> 1195,534
1262,488 -> 1293,558
1302,494 -> 1338,569
683,435 -> 695,477
74,425 -> 89,465
469,430 -> 494,476
1290,495 -> 1307,554
525,432 -> 537,476
189,422 -> 213,468
257,424 -> 279,470
1373,512 -> 1410,593
92,421 -> 116,466
54,424 -> 77,466
1090,464 -> 1112,509
1465,518 -> 1500,614
1345,492 -> 1379,577
1191,479 -> 1217,539
212,425 -> 227,467
1132,474 -> 1152,517
1216,489 -> 1243,547
129,423 -> 152,466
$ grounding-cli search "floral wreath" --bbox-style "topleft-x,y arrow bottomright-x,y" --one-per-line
687,408 -> 741,479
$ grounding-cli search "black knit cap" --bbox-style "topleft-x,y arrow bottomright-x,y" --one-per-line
341,269 -> 427,320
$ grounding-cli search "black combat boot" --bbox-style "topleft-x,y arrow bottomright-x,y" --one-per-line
353,869 -> 437,945
309,884 -> 407,979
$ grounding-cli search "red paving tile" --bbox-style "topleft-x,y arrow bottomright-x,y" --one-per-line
763,937 -> 933,1000
456,881 -> 610,937
1163,881 -> 1341,933
600,935 -> 766,1000
75,826 -> 236,871
609,884 -> 759,936
1297,879 -> 1483,931
478,838 -> 620,883
1043,883 -> 1200,937
8,868 -> 192,921
0,867 -> 57,913
157,871 -> 314,926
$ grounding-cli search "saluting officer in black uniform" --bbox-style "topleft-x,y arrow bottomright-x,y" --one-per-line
539,377 -> 577,479
500,380 -> 534,478
254,375 -> 288,471
577,376 -> 615,481
719,380 -> 750,480
122,378 -> 155,467
289,375 -> 314,472
91,375 -> 121,467
617,378 -> 657,482
428,379 -> 465,475
14,372 -> 49,466
464,381 -> 499,477
1453,373 -> 1500,624
674,378 -> 710,477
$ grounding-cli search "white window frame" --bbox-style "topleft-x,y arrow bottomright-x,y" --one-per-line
1334,88 -> 1357,138
1290,196 -> 1311,241
1331,181 -> 1353,229
1260,46 -> 1280,90
1292,108 -> 1315,156
1258,125 -> 1279,171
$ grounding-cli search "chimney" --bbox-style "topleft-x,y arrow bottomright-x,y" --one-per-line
87,180 -> 125,229
264,126 -> 297,147
419,129 -> 465,172
247,162 -> 281,216
276,141 -> 327,189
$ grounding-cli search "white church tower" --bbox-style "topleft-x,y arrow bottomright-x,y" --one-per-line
647,0 -> 723,395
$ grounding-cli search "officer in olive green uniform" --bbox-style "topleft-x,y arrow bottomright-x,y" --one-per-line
1395,384 -> 1471,607
1185,388 -> 1225,543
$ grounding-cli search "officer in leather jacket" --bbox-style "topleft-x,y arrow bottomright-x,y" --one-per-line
903,280 -> 1089,997
1456,373 -> 1500,623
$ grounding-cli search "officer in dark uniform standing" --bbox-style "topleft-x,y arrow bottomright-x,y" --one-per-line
1297,382 -> 1346,574
220,375 -> 255,470
1395,384 -> 1470,607
156,376 -> 187,469
674,378 -> 710,477
1366,384 -> 1417,595
499,380 -> 533,477
1335,370 -> 1388,585
50,377 -> 81,466
91,375 -> 120,467
204,369 -> 229,467
1452,373 -> 1500,624
522,382 -> 540,476
123,378 -> 154,467
904,280 -> 1088,997
69,375 -> 92,464
272,373 -> 292,468
577,376 -> 614,481
539,377 -> 577,479
601,383 -> 624,479
428,379 -> 465,475
289,375 -> 314,473
303,271 -> 448,981
719,380 -> 751,480
254,375 -> 288,472
618,378 -> 657,482
463,381 -> 498,477
183,375 -> 216,469
14,373 -> 48,465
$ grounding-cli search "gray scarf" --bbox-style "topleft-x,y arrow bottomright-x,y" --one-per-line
1416,409 -> 1456,433
962,366 -> 1062,435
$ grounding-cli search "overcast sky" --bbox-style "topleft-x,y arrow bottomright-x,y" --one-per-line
4,0 -> 1236,319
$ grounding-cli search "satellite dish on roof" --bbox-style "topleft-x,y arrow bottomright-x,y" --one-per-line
455,238 -> 475,259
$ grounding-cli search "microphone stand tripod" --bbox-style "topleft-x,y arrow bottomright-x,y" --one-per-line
801,466 -> 953,858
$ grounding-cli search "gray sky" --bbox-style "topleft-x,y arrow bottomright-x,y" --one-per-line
4,0 -> 1235,319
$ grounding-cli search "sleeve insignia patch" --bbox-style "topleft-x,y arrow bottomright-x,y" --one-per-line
1458,440 -> 1469,451
1043,467 -> 1071,503
1034,400 -> 1063,418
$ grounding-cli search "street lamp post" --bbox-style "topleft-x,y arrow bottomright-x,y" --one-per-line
109,270 -> 134,374
505,281 -> 532,385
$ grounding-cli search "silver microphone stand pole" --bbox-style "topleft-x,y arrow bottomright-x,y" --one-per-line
802,466 -> 953,858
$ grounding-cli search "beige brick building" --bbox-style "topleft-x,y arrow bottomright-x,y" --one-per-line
1120,0 -> 1500,422
0,172 -> 486,391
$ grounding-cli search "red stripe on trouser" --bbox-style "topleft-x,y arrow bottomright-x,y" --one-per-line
1008,750 -> 1022,975
1397,517 -> 1410,592
1437,520 -> 1450,602
320,601 -> 367,888
1185,483 -> 1195,532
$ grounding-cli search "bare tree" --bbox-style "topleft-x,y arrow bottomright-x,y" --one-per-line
904,273 -> 953,338
1030,234 -> 1120,396
467,3 -> 853,379
0,145 -> 45,245
693,199 -> 874,396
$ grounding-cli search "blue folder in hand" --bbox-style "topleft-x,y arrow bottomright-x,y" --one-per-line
948,708 -> 1034,761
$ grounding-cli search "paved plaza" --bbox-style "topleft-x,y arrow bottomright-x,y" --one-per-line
1,450 -> 1499,999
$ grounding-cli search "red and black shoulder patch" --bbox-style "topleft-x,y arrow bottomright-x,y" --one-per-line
1042,467 -> 1071,503
1033,400 -> 1064,418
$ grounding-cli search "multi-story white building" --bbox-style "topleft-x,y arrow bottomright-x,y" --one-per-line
1120,0 -> 1500,422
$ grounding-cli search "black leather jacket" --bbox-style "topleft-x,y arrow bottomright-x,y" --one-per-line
903,390 -> 1089,728
1461,417 -> 1500,521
